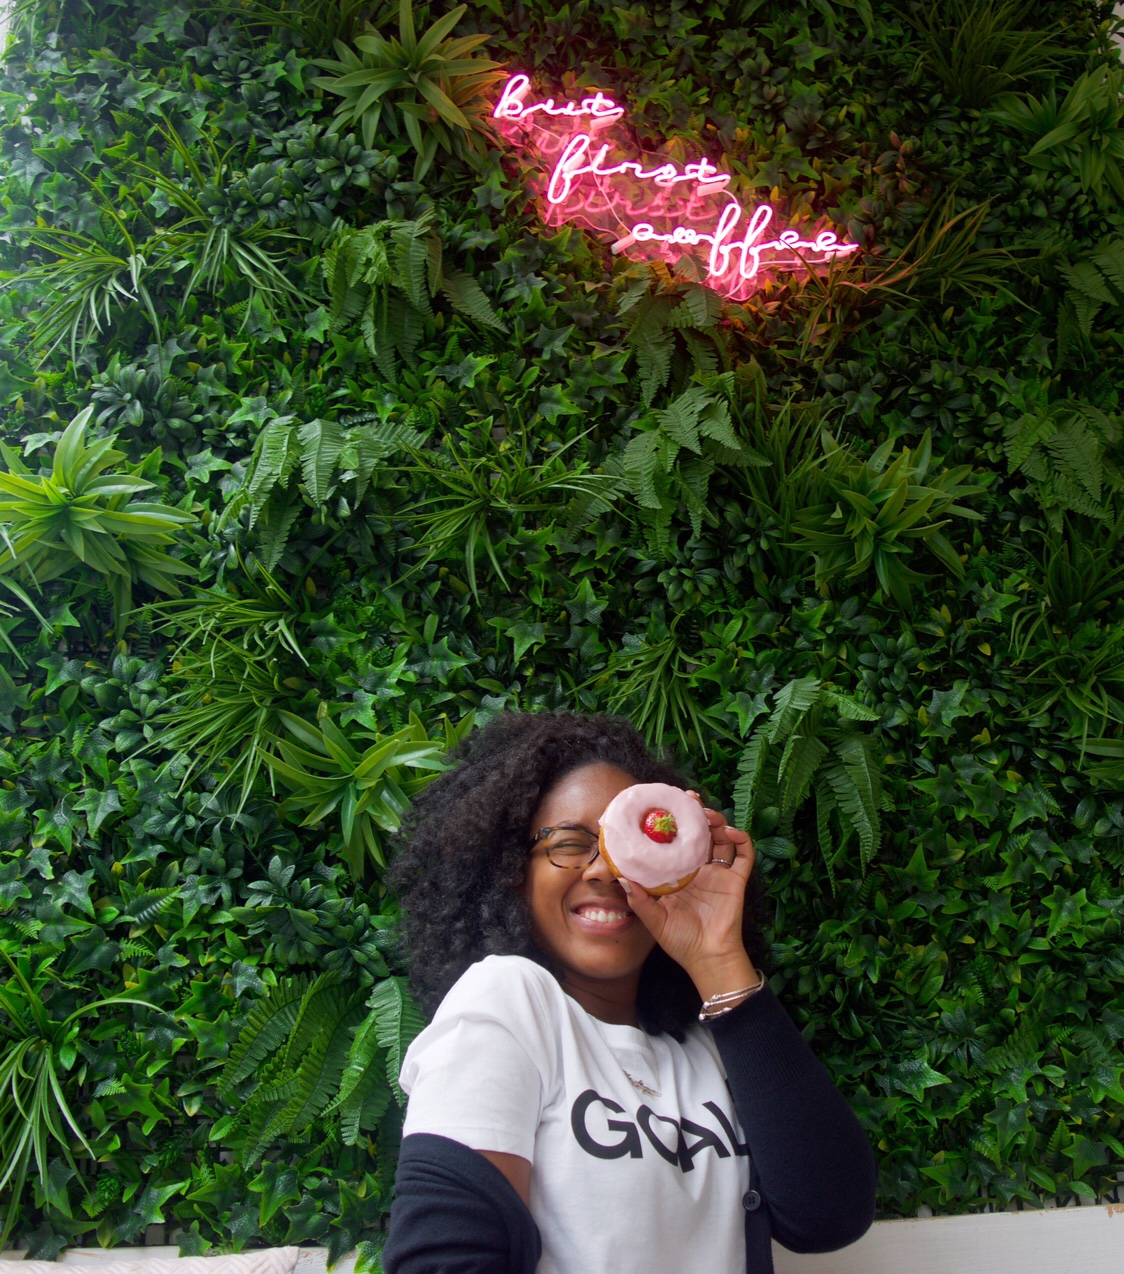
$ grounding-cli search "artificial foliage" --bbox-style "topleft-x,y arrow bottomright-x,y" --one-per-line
1,0 -> 1124,1261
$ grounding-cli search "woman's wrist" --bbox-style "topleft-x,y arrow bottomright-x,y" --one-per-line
687,949 -> 759,1005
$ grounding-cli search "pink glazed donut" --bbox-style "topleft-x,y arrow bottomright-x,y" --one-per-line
598,782 -> 711,894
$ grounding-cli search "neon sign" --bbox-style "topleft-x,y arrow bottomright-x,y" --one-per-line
493,74 -> 859,299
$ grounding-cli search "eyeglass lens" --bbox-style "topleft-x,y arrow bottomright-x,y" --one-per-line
540,828 -> 599,868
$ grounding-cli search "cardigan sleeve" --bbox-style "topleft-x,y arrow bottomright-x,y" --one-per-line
382,1132 -> 542,1274
707,985 -> 878,1253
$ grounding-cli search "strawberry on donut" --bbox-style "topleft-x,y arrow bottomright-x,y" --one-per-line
597,781 -> 711,894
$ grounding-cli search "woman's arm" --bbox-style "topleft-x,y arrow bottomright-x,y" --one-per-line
621,807 -> 876,1252
707,986 -> 878,1252
477,1150 -> 531,1206
383,1134 -> 541,1274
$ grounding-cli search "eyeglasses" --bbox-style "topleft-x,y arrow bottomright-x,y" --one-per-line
529,824 -> 601,869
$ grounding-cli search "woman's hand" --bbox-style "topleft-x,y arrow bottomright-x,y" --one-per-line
621,795 -> 759,1003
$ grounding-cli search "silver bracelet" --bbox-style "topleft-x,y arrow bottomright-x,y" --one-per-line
698,972 -> 766,1022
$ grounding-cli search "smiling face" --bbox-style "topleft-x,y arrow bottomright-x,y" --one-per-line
523,762 -> 657,1024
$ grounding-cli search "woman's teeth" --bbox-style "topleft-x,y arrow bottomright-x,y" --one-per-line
580,908 -> 630,923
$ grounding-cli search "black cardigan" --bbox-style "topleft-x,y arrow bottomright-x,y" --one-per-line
383,984 -> 877,1273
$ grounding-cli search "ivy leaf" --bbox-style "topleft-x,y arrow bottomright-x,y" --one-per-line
74,727 -> 114,781
227,960 -> 265,999
55,868 -> 96,917
566,578 -> 605,628
113,1180 -> 184,1243
228,1201 -> 261,1249
533,324 -> 573,358
340,689 -> 381,731
0,666 -> 30,725
1043,886 -> 1088,939
975,583 -> 1019,622
883,1058 -> 952,1101
984,1098 -> 1029,1152
280,1193 -> 331,1245
75,785 -> 122,836
922,682 -> 988,740
434,353 -> 494,388
0,860 -> 32,907
537,383 -> 582,423
8,148 -> 48,186
38,653 -> 85,697
1064,1134 -> 1108,1179
249,1163 -> 300,1227
1009,783 -> 1062,830
304,306 -> 331,341
185,449 -> 232,485
495,619 -> 545,663
728,691 -> 770,737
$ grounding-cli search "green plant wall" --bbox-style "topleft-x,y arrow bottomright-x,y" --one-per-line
1,0 -> 1123,1259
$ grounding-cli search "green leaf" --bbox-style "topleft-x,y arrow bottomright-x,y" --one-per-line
366,977 -> 424,1103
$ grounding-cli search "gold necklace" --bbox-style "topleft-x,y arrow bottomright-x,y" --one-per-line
591,1017 -> 663,1099
621,1069 -> 661,1099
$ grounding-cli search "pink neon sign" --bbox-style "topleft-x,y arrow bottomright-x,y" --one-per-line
493,74 -> 859,299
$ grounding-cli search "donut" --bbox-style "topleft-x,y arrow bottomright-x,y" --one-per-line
598,782 -> 711,894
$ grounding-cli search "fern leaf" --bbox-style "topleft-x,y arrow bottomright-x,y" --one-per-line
246,419 -> 297,529
616,277 -> 651,316
329,1008 -> 383,1112
1063,259 -> 1113,305
562,467 -> 624,535
340,1062 -> 393,1146
776,732 -> 829,833
329,1036 -> 393,1145
1092,238 -> 1124,293
681,329 -> 718,376
815,781 -> 838,891
678,455 -> 713,538
238,1093 -> 295,1170
733,730 -> 769,828
822,689 -> 880,721
1045,415 -> 1103,503
1070,399 -> 1120,445
839,729 -> 883,801
827,732 -> 884,870
984,1015 -> 1043,1073
351,422 -> 423,490
218,976 -> 309,1094
125,888 -> 178,924
280,981 -> 367,1131
440,268 -> 505,331
678,283 -> 721,328
254,495 -> 301,572
765,676 -> 822,745
1003,410 -> 1054,474
297,418 -> 344,507
623,432 -> 664,510
821,758 -> 877,871
367,976 -> 425,1104
365,290 -> 395,380
655,387 -> 708,454
697,399 -> 745,454
392,222 -> 433,316
386,292 -> 425,367
1071,291 -> 1103,340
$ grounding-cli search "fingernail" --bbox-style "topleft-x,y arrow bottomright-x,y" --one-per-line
619,877 -> 633,895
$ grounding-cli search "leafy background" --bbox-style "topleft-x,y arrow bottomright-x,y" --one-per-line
1,0 -> 1123,1261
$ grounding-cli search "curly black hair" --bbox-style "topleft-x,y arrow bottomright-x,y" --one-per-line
388,710 -> 768,1038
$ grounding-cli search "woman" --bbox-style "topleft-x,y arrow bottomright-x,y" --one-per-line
383,712 -> 877,1273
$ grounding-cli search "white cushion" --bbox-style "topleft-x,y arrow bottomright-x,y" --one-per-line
11,1250 -> 300,1274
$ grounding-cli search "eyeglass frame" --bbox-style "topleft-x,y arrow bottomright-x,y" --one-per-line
528,823 -> 602,869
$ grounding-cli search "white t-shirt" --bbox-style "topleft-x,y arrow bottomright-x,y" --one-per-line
400,955 -> 750,1274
